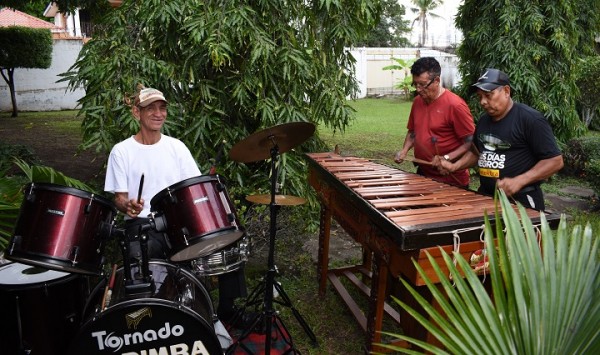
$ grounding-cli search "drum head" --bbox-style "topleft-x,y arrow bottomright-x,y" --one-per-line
69,300 -> 222,354
0,262 -> 72,290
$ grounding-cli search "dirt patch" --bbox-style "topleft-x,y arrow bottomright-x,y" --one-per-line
0,115 -> 106,184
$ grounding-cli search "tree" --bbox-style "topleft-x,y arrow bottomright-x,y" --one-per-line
61,0 -> 380,224
355,0 -> 411,47
455,0 -> 600,143
0,26 -> 52,117
408,0 -> 444,47
382,57 -> 417,100
575,55 -> 600,129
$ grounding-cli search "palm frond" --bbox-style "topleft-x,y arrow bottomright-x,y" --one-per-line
375,191 -> 599,354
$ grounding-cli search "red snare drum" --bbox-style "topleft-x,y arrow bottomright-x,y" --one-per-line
151,175 -> 244,262
0,262 -> 88,355
69,260 -> 221,354
7,183 -> 117,275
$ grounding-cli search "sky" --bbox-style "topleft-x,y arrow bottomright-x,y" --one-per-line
400,0 -> 463,48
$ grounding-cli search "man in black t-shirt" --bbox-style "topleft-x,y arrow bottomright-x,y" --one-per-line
437,68 -> 563,210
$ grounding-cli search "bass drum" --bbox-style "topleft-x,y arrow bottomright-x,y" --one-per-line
0,262 -> 88,355
69,260 -> 222,354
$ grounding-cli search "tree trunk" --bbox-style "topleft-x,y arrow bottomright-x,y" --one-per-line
8,69 -> 18,117
0,68 -> 18,117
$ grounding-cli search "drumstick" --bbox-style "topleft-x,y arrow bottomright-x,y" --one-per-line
101,264 -> 118,311
402,156 -> 433,166
137,173 -> 144,204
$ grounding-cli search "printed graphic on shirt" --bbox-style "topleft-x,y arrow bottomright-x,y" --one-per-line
479,133 -> 511,151
478,133 -> 511,178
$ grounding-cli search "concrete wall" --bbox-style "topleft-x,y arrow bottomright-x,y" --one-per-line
350,47 -> 461,98
1,44 -> 459,111
0,39 -> 85,111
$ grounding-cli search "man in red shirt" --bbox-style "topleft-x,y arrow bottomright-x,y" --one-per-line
394,57 -> 475,187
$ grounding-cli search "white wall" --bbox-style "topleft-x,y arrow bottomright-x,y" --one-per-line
349,47 -> 461,98
0,39 -> 85,111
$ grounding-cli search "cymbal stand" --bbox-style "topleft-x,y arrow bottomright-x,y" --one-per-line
227,142 -> 318,354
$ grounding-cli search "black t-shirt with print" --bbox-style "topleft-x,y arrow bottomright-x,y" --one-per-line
474,102 -> 561,196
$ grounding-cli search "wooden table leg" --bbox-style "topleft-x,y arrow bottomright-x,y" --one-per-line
366,255 -> 388,352
318,203 -> 331,296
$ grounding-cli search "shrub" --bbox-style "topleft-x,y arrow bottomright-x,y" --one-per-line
0,143 -> 38,176
561,135 -> 600,177
587,159 -> 600,207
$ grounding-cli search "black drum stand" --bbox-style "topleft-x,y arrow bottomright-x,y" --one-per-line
226,144 -> 318,354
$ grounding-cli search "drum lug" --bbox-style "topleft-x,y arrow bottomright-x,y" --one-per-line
168,190 -> 177,204
8,235 -> 21,254
227,213 -> 235,223
216,182 -> 226,192
70,246 -> 80,266
84,195 -> 94,214
181,227 -> 190,245
151,212 -> 168,233
26,183 -> 36,202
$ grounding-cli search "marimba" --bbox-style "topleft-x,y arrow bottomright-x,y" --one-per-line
306,152 -> 560,352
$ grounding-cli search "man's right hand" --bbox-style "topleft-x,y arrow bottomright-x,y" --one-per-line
394,150 -> 407,163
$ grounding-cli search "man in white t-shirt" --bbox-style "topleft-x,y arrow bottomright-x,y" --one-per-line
105,86 -> 247,324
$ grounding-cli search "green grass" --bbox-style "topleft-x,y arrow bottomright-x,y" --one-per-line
319,97 -> 415,171
0,110 -> 82,134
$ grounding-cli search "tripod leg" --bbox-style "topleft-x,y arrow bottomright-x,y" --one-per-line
273,280 -> 318,346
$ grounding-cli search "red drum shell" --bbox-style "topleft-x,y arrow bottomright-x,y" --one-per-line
7,183 -> 117,275
69,260 -> 221,354
0,262 -> 88,354
151,175 -> 244,262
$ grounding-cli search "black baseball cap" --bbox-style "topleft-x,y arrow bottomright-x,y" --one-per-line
472,68 -> 511,92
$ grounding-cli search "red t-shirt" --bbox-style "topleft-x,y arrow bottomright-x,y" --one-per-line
407,90 -> 475,186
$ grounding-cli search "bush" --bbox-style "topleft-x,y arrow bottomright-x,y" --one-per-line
0,143 -> 38,176
587,159 -> 600,207
561,135 -> 600,177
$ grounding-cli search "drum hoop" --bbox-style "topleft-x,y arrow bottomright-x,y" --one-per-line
0,262 -> 79,290
27,182 -> 116,210
85,260 -> 215,317
150,175 -> 221,207
97,298 -> 213,326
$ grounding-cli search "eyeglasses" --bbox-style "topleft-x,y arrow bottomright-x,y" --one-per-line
412,76 -> 437,90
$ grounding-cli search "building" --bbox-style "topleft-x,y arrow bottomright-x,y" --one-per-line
0,7 -> 85,111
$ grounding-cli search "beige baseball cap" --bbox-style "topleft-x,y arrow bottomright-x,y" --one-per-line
137,88 -> 168,107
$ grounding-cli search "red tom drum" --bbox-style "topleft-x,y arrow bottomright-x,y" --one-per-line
7,183 -> 117,275
151,175 -> 244,262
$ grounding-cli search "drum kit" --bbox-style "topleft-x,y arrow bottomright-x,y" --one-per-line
0,121 -> 316,355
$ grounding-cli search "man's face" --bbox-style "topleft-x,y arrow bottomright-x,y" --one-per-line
476,86 -> 511,119
134,100 -> 167,131
412,72 -> 439,103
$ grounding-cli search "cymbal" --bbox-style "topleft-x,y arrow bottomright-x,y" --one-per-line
246,194 -> 307,206
229,122 -> 315,163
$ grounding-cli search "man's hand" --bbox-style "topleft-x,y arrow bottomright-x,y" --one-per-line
433,156 -> 453,175
394,150 -> 407,163
127,198 -> 144,218
496,177 -> 524,197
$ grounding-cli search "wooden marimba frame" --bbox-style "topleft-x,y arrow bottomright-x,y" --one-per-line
305,152 -> 560,352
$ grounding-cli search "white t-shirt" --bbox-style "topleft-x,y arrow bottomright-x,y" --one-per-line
104,134 -> 201,217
